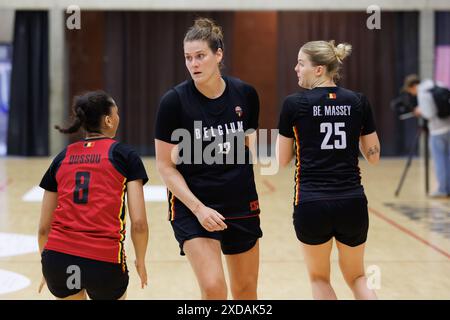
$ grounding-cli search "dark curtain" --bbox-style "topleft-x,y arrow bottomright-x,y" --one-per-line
436,11 -> 450,45
7,11 -> 49,156
103,12 -> 234,156
277,11 -> 419,156
65,11 -> 106,143
232,12 -> 278,132
66,10 -> 420,156
394,12 -> 419,156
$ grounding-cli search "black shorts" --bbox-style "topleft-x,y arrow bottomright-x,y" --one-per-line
41,249 -> 129,300
293,197 -> 369,247
171,214 -> 263,256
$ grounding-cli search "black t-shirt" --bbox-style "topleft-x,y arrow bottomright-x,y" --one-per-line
155,76 -> 260,220
40,138 -> 149,192
278,86 -> 376,205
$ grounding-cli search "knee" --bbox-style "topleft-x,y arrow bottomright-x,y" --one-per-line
346,274 -> 366,288
309,274 -> 331,286
231,278 -> 257,299
201,279 -> 227,299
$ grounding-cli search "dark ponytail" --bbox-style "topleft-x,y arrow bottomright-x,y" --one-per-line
55,91 -> 115,135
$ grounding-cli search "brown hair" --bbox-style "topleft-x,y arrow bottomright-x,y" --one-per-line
300,40 -> 352,81
184,17 -> 224,67
402,74 -> 420,92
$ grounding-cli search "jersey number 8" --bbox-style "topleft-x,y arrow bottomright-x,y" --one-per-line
320,122 -> 347,150
74,171 -> 90,204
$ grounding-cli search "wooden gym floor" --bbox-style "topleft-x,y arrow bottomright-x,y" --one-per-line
0,157 -> 449,299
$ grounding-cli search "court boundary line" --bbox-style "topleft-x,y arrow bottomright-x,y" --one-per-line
369,207 -> 450,260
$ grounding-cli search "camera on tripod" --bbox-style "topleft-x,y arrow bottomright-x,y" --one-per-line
390,92 -> 417,119
390,74 -> 420,121
391,74 -> 429,197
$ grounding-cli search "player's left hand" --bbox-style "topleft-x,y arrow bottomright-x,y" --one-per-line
38,276 -> 46,293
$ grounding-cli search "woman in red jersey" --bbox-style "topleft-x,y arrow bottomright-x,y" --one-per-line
38,91 -> 149,300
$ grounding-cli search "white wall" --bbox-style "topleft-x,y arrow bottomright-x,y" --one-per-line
0,10 -> 14,43
0,0 -> 450,11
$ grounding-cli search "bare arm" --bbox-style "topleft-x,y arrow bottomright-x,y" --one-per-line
155,139 -> 226,231
359,132 -> 381,165
127,179 -> 148,288
276,134 -> 294,167
38,191 -> 58,254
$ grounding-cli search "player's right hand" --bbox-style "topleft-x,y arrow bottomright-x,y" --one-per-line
194,205 -> 227,232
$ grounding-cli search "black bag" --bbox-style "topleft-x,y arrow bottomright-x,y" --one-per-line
430,84 -> 450,119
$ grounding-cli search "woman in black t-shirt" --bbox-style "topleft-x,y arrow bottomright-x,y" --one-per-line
155,18 -> 262,300
277,40 -> 380,300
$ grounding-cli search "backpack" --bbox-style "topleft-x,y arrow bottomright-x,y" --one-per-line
429,84 -> 450,119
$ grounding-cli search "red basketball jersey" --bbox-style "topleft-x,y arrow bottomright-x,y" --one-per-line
45,138 -> 127,264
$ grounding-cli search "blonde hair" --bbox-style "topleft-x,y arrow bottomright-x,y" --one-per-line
300,40 -> 352,81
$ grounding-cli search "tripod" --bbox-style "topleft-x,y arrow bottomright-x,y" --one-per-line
395,118 -> 429,197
